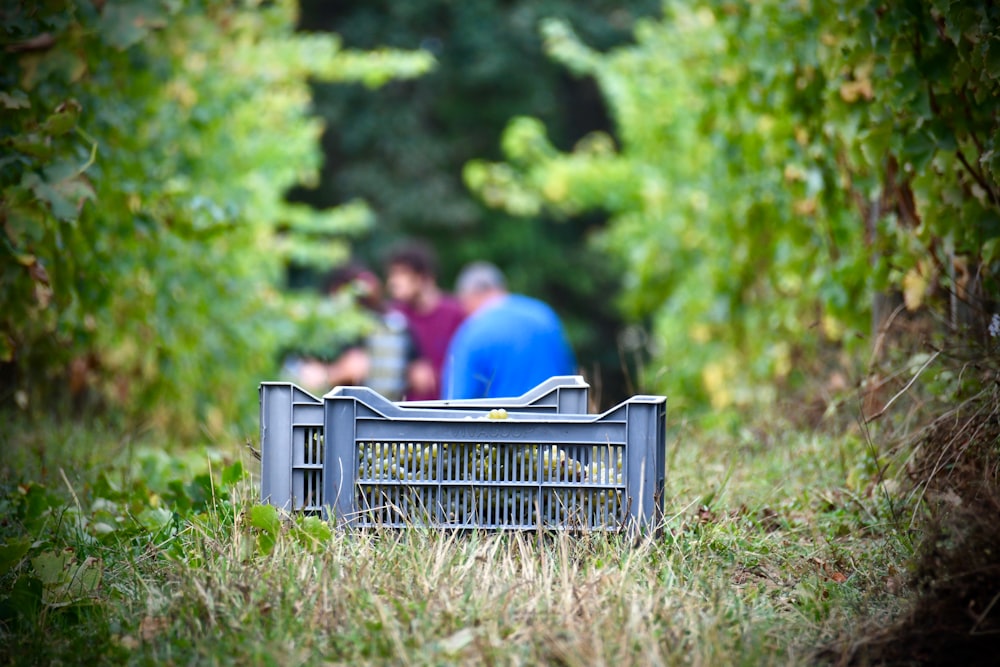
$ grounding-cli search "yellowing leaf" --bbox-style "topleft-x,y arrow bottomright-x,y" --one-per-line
822,314 -> 844,341
839,78 -> 873,103
902,267 -> 928,311
0,334 -> 13,362
793,198 -> 817,215
702,361 -> 732,409
542,171 -> 570,203
690,323 -> 711,343
772,342 -> 791,379
784,164 -> 805,182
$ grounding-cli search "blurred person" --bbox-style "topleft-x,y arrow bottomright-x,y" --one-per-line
442,261 -> 577,399
294,263 -> 421,401
384,240 -> 466,400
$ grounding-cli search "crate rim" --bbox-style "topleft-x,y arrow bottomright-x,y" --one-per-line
259,374 -> 594,409
323,385 -> 666,423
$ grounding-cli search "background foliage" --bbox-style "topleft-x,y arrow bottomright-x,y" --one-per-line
465,0 -> 999,413
2,0 -> 996,431
0,0 -> 431,436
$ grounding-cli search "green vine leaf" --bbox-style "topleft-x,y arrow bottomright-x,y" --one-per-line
40,99 -> 81,136
98,1 -> 166,50
0,538 -> 32,577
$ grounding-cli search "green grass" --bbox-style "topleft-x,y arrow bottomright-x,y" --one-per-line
0,410 -> 915,666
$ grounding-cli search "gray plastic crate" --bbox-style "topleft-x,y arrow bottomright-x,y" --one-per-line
323,387 -> 667,531
259,376 -> 590,514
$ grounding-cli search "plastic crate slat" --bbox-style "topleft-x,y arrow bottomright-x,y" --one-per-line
350,480 -> 626,489
351,421 -> 628,444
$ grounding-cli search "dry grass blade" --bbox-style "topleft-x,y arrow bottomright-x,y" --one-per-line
864,350 -> 941,423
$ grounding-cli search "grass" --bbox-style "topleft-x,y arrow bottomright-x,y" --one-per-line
0,407 -> 917,666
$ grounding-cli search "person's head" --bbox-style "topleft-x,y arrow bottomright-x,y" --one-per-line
385,240 -> 439,306
454,261 -> 507,314
322,262 -> 383,312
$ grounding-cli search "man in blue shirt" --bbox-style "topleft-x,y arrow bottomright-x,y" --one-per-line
442,261 -> 577,399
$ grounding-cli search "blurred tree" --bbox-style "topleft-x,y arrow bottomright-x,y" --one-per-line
290,0 -> 661,407
0,0 -> 432,435
464,0 -> 999,414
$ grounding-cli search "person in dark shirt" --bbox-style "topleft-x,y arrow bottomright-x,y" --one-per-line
442,261 -> 576,399
294,263 -> 420,400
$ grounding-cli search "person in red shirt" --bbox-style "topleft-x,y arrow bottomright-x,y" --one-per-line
385,241 -> 466,400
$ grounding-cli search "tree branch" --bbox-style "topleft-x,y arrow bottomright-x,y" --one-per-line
864,350 -> 941,423
956,148 -> 999,206
958,86 -> 986,156
5,33 -> 55,53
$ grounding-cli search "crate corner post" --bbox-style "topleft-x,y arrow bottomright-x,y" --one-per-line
323,393 -> 360,527
624,395 -> 668,530
259,382 -> 294,510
